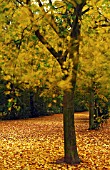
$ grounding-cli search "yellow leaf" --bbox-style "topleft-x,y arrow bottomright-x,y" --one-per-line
4,91 -> 10,95
48,103 -> 52,107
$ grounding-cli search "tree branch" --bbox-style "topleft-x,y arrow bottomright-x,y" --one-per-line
49,0 -> 52,5
97,7 -> 110,23
82,8 -> 90,15
97,7 -> 110,24
37,0 -> 59,36
37,0 -> 42,7
35,30 -> 60,59
93,24 -> 110,29
26,0 -> 31,5
16,0 -> 23,6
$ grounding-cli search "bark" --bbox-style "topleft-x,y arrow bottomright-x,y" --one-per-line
30,92 -> 37,117
63,90 -> 80,164
62,48 -> 81,164
89,89 -> 95,129
94,99 -> 98,117
61,3 -> 85,163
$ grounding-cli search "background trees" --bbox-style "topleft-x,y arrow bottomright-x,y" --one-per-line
78,9 -> 110,129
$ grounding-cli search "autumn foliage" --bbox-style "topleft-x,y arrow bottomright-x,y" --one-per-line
0,0 -> 110,166
0,112 -> 110,169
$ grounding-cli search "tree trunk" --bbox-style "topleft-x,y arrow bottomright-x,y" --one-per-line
89,89 -> 95,129
62,5 -> 81,162
94,99 -> 98,117
63,90 -> 80,164
30,92 -> 36,117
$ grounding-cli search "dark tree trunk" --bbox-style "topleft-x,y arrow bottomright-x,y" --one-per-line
30,92 -> 37,117
89,89 -> 95,129
94,99 -> 98,118
63,90 -> 80,164
62,3 -> 84,163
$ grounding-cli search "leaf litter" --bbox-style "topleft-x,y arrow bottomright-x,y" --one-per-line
0,112 -> 110,169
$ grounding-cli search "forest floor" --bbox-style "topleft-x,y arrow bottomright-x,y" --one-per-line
0,112 -> 110,170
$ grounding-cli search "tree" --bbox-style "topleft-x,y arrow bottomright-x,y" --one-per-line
0,0 -> 83,164
33,0 -> 85,164
0,0 -> 110,164
77,17 -> 110,129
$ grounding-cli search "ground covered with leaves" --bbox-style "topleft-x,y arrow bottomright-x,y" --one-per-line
0,112 -> 110,170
